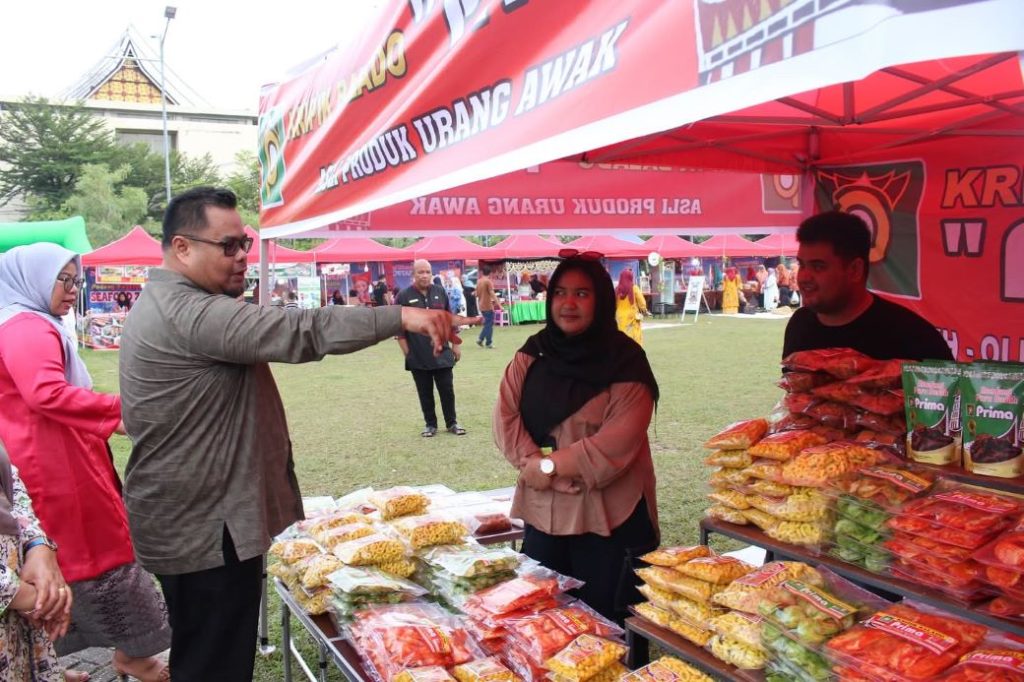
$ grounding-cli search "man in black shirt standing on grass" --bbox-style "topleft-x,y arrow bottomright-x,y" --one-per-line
783,211 -> 953,362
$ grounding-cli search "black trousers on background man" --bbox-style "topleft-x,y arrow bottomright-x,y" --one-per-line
411,367 -> 457,428
157,527 -> 262,681
521,498 -> 659,623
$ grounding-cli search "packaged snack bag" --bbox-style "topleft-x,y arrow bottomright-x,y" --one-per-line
705,419 -> 769,450
747,489 -> 829,523
451,657 -> 517,682
632,600 -> 676,629
935,649 -> 1024,681
847,360 -> 905,390
707,633 -> 767,669
302,510 -> 372,535
378,558 -> 418,578
369,487 -> 430,520
419,543 -> 522,577
708,468 -> 750,488
549,662 -> 628,682
394,668 -> 456,682
332,533 -> 406,566
961,364 -> 1024,477
543,635 -> 627,682
463,569 -> 581,616
712,562 -> 824,613
903,361 -> 963,466
706,490 -> 750,510
621,656 -> 713,682
703,450 -> 753,469
635,567 -> 722,603
269,538 -> 322,564
739,508 -> 779,531
706,611 -> 764,653
705,505 -> 748,525
778,371 -> 833,393
390,513 -> 469,549
314,522 -> 376,550
765,520 -> 829,547
740,480 -> 794,497
783,348 -> 879,379
674,555 -> 755,585
298,553 -> 345,589
504,602 -> 623,667
749,430 -> 828,461
637,584 -> 723,624
638,545 -> 713,567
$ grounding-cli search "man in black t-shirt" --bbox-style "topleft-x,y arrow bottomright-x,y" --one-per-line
783,211 -> 953,362
371,275 -> 389,307
397,259 -> 468,437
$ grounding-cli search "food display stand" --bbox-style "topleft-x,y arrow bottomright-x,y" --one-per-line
509,300 -> 546,325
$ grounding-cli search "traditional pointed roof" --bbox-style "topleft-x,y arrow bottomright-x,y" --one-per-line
61,26 -> 207,107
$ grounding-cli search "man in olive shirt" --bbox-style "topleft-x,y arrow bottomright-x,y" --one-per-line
119,187 -> 469,681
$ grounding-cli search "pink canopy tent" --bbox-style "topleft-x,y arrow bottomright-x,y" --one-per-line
700,234 -> 779,258
81,226 -> 162,267
565,235 -> 651,259
312,237 -> 408,262
642,235 -> 716,259
407,236 -> 495,261
754,233 -> 800,256
490,234 -> 562,260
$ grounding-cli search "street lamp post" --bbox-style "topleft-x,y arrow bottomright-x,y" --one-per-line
159,6 -> 177,205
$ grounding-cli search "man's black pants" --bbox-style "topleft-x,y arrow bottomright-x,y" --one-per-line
156,527 -> 262,682
411,367 -> 457,428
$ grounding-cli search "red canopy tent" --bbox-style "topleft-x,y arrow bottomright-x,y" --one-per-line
642,235 -> 715,260
312,237 -> 408,262
754,233 -> 800,257
490,235 -> 562,260
565,235 -> 651,259
257,1 -> 1024,360
700,234 -> 779,258
81,226 -> 162,267
407,236 -> 495,261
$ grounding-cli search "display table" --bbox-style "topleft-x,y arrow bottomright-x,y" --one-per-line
509,300 -> 546,324
277,526 -> 525,682
699,517 -> 1024,638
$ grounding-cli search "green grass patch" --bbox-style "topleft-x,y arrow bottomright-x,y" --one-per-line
84,313 -> 785,680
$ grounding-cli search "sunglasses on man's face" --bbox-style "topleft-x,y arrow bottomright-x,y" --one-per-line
176,234 -> 254,257
557,248 -> 603,261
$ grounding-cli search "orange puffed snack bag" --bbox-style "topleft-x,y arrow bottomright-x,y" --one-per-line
749,430 -> 828,461
704,419 -> 769,450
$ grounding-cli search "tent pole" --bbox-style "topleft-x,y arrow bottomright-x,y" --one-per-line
259,240 -> 270,307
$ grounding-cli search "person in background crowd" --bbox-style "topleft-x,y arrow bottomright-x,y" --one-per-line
462,272 -> 478,318
114,292 -> 133,312
783,211 -> 953,361
397,260 -> 475,437
763,265 -> 779,313
529,273 -> 547,296
0,439 -> 71,682
249,281 -> 260,305
776,262 -> 792,306
754,264 -> 769,308
329,289 -> 345,306
614,269 -> 648,346
446,275 -> 466,317
119,187 -> 468,681
475,266 -> 497,349
284,290 -> 300,309
354,278 -> 372,306
721,267 -> 744,314
789,261 -> 801,306
0,243 -> 170,682
494,255 -> 660,623
371,275 -> 389,307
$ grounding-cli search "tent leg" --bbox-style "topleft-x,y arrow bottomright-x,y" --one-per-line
259,240 -> 270,307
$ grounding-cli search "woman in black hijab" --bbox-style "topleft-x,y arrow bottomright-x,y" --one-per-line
493,255 -> 660,622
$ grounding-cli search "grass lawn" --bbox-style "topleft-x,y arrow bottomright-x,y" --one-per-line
83,313 -> 786,681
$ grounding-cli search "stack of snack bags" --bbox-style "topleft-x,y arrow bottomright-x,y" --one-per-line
268,536 -> 341,615
779,349 -> 906,450
882,482 -> 1022,602
933,649 -> 1024,681
428,491 -> 516,537
757,568 -> 890,681
974,517 -> 1024,618
634,547 -> 757,666
825,463 -> 936,573
327,566 -> 429,620
500,607 -> 626,682
825,601 -> 988,680
417,543 -> 522,607
708,561 -> 826,674
621,656 -> 713,682
703,418 -> 769,527
347,602 -> 487,682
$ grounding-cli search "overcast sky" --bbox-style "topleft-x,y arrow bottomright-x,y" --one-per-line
0,0 -> 387,111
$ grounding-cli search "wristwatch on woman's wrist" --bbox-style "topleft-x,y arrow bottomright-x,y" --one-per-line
539,457 -> 556,476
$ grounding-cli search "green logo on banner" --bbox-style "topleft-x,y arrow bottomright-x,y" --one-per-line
258,107 -> 287,209
816,162 -> 925,298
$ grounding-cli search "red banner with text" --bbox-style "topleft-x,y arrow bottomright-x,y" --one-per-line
820,137 -> 1024,363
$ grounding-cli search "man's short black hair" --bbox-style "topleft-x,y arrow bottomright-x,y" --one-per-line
796,211 -> 871,275
162,186 -> 238,248
481,266 -> 491,276
377,274 -> 387,281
